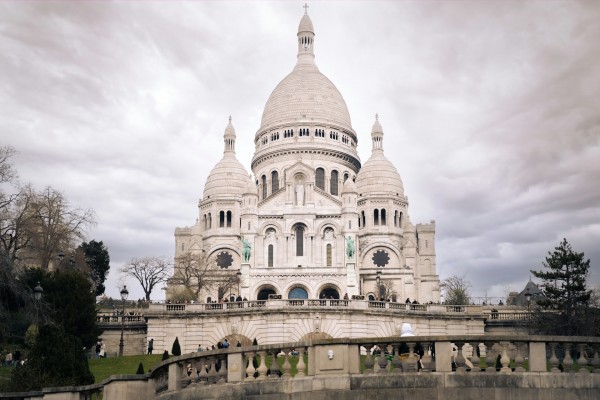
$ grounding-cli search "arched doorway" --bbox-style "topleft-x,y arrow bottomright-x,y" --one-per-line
319,287 -> 340,299
288,287 -> 309,299
257,286 -> 277,300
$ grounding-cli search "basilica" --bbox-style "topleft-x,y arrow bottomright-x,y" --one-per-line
171,9 -> 440,304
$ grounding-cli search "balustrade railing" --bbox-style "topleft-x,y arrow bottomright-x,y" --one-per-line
4,335 -> 598,399
147,334 -> 600,396
133,300 -> 534,319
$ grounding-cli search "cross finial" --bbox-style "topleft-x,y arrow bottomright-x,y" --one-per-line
303,3 -> 309,14
228,115 -> 232,123
375,113 -> 379,121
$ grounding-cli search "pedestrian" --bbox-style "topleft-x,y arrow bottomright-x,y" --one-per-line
223,339 -> 230,348
148,338 -> 154,354
99,341 -> 106,358
197,344 -> 203,352
4,351 -> 12,367
95,341 -> 101,359
236,341 -> 241,347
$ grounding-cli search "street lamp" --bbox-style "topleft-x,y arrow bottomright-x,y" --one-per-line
524,288 -> 532,334
33,281 -> 43,330
376,271 -> 382,301
119,285 -> 129,356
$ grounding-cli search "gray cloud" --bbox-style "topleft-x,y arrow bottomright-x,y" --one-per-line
1,1 -> 598,300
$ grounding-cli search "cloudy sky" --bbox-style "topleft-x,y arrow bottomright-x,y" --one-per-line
1,1 -> 599,301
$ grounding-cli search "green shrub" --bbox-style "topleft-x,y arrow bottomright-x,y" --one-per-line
171,337 -> 181,356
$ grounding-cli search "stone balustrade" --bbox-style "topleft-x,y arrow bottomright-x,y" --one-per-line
1,334 -> 599,400
144,299 -> 489,315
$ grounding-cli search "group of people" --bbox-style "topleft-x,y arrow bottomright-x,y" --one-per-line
2,350 -> 22,367
95,340 -> 107,358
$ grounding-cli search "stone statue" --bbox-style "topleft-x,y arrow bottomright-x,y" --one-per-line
346,236 -> 355,260
295,183 -> 304,206
242,238 -> 251,263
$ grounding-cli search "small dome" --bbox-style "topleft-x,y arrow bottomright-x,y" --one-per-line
355,152 -> 404,197
203,155 -> 249,199
244,174 -> 258,196
371,117 -> 383,136
356,116 -> 404,197
341,177 -> 357,194
203,118 -> 249,199
298,13 -> 314,33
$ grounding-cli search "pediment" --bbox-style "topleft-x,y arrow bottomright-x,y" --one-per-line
284,159 -> 314,183
189,241 -> 203,251
313,187 -> 342,208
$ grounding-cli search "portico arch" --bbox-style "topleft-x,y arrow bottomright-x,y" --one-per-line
318,283 -> 341,299
256,284 -> 278,300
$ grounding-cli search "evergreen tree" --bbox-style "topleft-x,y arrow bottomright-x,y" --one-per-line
136,362 -> 145,375
78,240 -> 110,296
23,268 -> 100,348
172,337 -> 181,356
9,325 -> 93,391
530,238 -> 594,336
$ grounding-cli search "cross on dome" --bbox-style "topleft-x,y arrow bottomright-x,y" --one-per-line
303,3 -> 309,15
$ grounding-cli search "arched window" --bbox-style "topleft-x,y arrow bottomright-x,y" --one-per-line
268,245 -> 274,268
288,287 -> 308,299
271,171 -> 279,192
343,172 -> 349,182
358,217 -> 361,228
394,210 -> 398,227
374,209 -> 379,226
399,212 -> 403,226
330,170 -> 339,195
219,211 -> 225,228
261,175 -> 267,199
203,215 -> 207,230
381,209 -> 386,226
361,211 -> 366,228
315,168 -> 325,190
208,213 -> 212,229
296,226 -> 304,256
226,211 -> 232,227
326,244 -> 332,266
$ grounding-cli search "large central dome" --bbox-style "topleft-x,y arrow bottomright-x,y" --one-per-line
259,65 -> 353,132
257,12 -> 353,135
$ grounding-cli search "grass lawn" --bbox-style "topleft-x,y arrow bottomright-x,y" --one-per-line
88,354 -> 163,383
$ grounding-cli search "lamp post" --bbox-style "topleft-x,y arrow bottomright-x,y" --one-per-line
119,285 -> 129,356
376,271 -> 382,301
524,288 -> 532,334
33,281 -> 43,331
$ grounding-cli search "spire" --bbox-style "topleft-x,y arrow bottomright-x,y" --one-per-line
371,113 -> 384,152
297,5 -> 315,66
224,116 -> 236,154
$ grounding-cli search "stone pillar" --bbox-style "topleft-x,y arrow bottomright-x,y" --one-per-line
434,341 -> 452,372
168,362 -> 182,391
227,352 -> 245,382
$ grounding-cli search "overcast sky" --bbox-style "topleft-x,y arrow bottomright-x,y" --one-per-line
1,1 -> 599,302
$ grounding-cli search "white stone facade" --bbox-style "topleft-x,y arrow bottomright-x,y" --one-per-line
172,10 -> 440,304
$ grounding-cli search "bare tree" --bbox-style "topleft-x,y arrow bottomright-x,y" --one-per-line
441,275 -> 472,305
170,252 -> 218,300
23,187 -> 95,269
216,271 -> 242,301
375,280 -> 397,301
170,252 -> 242,302
0,145 -> 17,185
121,256 -> 171,300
